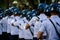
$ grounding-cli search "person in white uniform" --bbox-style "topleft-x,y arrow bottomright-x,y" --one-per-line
2,11 -> 9,40
10,9 -> 21,40
0,14 -> 3,40
18,18 -> 25,40
37,3 -> 47,22
2,9 -> 13,40
4,9 -> 14,40
37,3 -> 60,40
25,3 -> 48,40
12,13 -> 25,40
33,11 -> 47,40
22,17 -> 33,40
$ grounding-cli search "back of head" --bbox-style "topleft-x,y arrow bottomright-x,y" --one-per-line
50,3 -> 58,15
44,5 -> 51,17
37,3 -> 47,16
13,8 -> 21,16
0,13 -> 3,19
0,8 -> 5,17
57,2 -> 60,17
38,3 -> 46,13
5,9 -> 13,16
13,1 -> 18,6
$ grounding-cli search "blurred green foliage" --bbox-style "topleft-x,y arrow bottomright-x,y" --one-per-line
0,0 -> 6,10
0,0 -> 59,10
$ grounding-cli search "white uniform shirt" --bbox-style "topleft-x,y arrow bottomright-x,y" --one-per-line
39,15 -> 60,40
24,16 -> 38,39
34,21 -> 42,37
1,16 -> 8,32
13,16 -> 24,38
0,19 -> 2,34
38,13 -> 47,36
38,14 -> 47,22
11,16 -> 20,35
7,16 -> 14,33
29,15 -> 47,38
19,21 -> 25,38
21,17 -> 33,39
28,16 -> 38,26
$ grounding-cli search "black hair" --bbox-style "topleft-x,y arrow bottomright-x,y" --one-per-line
45,12 -> 51,17
5,12 -> 13,16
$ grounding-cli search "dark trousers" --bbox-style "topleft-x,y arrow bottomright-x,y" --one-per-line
2,32 -> 8,40
25,39 -> 32,40
19,38 -> 25,40
0,35 -> 2,40
7,33 -> 11,40
10,35 -> 18,40
33,37 -> 39,40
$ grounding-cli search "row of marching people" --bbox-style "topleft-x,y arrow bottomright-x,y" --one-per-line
25,3 -> 60,40
0,3 -> 60,40
0,8 -> 33,40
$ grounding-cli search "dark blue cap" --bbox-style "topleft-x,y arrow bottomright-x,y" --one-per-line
44,5 -> 50,13
57,3 -> 60,12
0,13 -> 2,17
0,8 -> 4,13
50,3 -> 58,12
13,8 -> 21,15
38,3 -> 47,10
5,9 -> 13,15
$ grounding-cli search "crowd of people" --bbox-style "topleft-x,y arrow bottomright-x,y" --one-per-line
0,1 -> 60,40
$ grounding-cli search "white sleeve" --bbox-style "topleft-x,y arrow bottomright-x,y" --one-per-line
39,23 -> 45,33
28,17 -> 37,26
28,19 -> 34,26
13,21 -> 20,26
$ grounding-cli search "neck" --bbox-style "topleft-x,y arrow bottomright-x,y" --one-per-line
47,16 -> 50,18
51,13 -> 57,16
51,14 -> 57,16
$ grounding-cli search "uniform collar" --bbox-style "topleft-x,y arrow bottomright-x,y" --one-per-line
15,16 -> 20,19
6,16 -> 13,19
11,15 -> 14,17
5,16 -> 9,19
38,14 -> 47,21
50,15 -> 59,19
38,13 -> 46,17
0,19 -> 2,21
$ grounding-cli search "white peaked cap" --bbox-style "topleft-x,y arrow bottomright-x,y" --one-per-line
13,1 -> 18,4
58,1 -> 60,4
